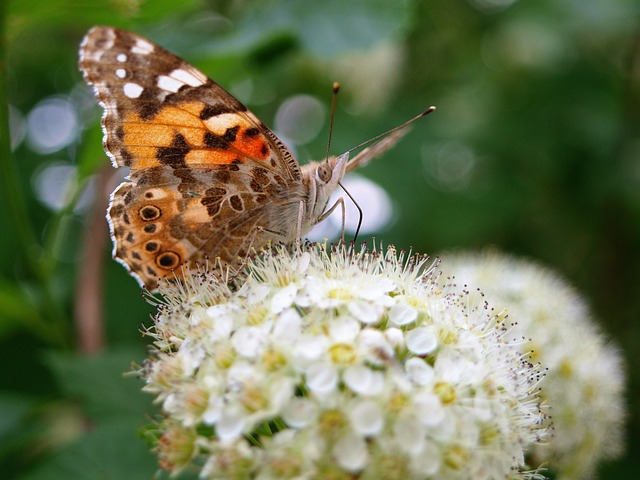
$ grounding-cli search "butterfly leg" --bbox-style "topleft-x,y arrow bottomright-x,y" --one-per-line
229,227 -> 264,281
295,199 -> 307,250
317,197 -> 346,241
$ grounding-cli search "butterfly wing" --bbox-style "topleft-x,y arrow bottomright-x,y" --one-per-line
79,26 -> 300,178
80,26 -> 304,290
108,164 -> 297,290
345,126 -> 412,173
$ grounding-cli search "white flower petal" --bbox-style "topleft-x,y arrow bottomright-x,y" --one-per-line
227,362 -> 255,389
247,283 -> 270,304
343,365 -> 384,396
305,361 -> 338,394
202,395 -> 223,425
414,392 -> 445,426
333,432 -> 368,472
282,397 -> 318,428
329,317 -> 361,343
406,326 -> 438,355
271,283 -> 298,313
210,315 -> 233,341
348,300 -> 382,324
349,399 -> 384,436
393,415 -> 425,454
216,406 -> 247,442
358,328 -> 394,364
295,251 -> 311,273
384,327 -> 405,348
177,340 -> 205,375
231,326 -> 265,358
269,377 -> 295,410
388,303 -> 418,326
405,357 -> 435,385
360,278 -> 396,301
272,308 -> 302,342
293,334 -> 328,363
409,439 -> 441,476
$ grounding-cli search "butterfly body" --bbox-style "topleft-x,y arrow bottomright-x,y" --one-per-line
80,26 -> 412,290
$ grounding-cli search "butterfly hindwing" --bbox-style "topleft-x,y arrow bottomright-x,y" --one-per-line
108,164 -> 298,290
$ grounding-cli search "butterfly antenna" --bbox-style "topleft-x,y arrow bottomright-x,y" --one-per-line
346,105 -> 436,155
325,82 -> 340,162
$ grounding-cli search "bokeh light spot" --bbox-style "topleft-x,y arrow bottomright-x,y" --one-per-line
26,96 -> 78,154
9,105 -> 26,151
275,95 -> 325,145
422,142 -> 476,191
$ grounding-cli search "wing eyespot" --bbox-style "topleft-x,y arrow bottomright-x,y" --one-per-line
156,251 -> 180,269
139,205 -> 161,221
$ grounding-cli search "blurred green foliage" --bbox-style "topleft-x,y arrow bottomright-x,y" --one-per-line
1,0 -> 638,478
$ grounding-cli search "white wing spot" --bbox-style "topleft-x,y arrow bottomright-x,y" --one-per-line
123,82 -> 144,99
115,68 -> 127,79
171,68 -> 206,87
157,75 -> 183,93
205,113 -> 247,135
131,38 -> 154,55
117,53 -> 127,62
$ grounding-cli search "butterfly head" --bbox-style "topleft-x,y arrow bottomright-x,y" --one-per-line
297,152 -> 348,233
316,152 -> 349,186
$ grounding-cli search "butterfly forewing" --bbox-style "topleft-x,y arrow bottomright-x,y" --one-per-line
80,26 -> 299,178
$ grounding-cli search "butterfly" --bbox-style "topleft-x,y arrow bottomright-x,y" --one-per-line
79,26 -> 434,291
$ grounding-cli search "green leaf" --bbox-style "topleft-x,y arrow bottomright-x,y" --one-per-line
18,422 -> 158,480
0,278 -> 41,338
0,393 -> 38,444
226,0 -> 413,57
44,347 -> 153,422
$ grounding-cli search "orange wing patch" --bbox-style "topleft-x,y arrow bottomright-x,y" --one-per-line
120,102 -> 272,170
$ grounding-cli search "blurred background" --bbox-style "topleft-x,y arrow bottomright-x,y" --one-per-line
1,0 -> 638,478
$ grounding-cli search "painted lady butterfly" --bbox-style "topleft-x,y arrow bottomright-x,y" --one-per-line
79,26 -> 434,290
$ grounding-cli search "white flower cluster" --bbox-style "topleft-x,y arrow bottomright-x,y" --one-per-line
439,251 -> 626,480
141,244 -> 547,479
